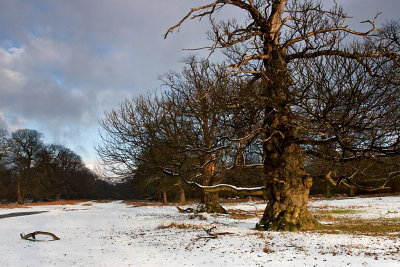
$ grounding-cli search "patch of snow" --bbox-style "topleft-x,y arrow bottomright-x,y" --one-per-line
0,197 -> 399,266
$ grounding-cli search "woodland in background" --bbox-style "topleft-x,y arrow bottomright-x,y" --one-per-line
0,128 -> 398,204
0,128 -> 134,203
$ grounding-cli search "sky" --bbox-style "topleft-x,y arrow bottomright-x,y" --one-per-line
0,0 -> 399,171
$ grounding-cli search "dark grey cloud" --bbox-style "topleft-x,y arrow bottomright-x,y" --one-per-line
0,0 -> 398,166
0,0 -> 209,160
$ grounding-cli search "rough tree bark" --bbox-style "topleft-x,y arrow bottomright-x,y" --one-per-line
255,90 -> 322,230
256,30 -> 322,230
201,155 -> 226,213
258,122 -> 322,230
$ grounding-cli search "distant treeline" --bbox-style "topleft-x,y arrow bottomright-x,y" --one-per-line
0,128 -> 134,203
1,128 -> 398,204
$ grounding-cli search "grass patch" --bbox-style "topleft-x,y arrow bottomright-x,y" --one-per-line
321,218 -> 400,235
227,209 -> 257,220
123,200 -> 163,207
311,207 -> 400,235
156,222 -> 203,230
312,208 -> 361,221
330,209 -> 360,214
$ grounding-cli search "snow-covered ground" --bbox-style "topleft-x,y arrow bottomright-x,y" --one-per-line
0,196 -> 399,267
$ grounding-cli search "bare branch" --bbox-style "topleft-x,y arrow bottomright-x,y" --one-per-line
322,170 -> 393,192
164,1 -> 225,39
286,49 -> 398,61
284,26 -> 380,48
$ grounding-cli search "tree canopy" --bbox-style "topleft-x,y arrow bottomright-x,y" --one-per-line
98,0 -> 400,231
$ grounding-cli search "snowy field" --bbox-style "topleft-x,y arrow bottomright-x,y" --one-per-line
0,196 -> 399,267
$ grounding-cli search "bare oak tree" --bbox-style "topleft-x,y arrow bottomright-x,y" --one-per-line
9,129 -> 44,203
97,58 -> 252,212
165,0 -> 400,230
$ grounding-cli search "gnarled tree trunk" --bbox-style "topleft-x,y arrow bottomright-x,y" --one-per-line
257,102 -> 321,231
202,191 -> 226,213
256,42 -> 321,230
257,139 -> 322,230
201,155 -> 226,213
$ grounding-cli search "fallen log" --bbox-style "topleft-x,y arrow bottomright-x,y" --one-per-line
20,231 -> 60,242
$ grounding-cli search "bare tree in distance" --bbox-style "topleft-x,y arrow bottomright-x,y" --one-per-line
0,129 -> 8,161
165,0 -> 400,231
9,129 -> 44,203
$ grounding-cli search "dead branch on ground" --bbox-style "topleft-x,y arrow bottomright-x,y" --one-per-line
20,231 -> 60,242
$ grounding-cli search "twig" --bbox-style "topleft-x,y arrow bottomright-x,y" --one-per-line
194,226 -> 233,241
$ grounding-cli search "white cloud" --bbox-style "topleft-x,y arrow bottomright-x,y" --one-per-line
0,112 -> 25,131
0,68 -> 25,95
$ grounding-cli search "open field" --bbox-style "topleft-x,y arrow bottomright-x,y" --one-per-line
0,196 -> 399,266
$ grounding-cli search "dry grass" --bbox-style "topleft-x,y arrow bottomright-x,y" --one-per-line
123,200 -> 164,207
94,199 -> 113,203
311,207 -> 400,235
228,209 -> 258,220
312,208 -> 362,221
249,231 -> 265,239
222,197 -> 264,204
0,200 -> 88,209
263,241 -> 274,253
309,192 -> 400,202
322,218 -> 400,235
330,209 -> 360,214
156,222 -> 204,230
